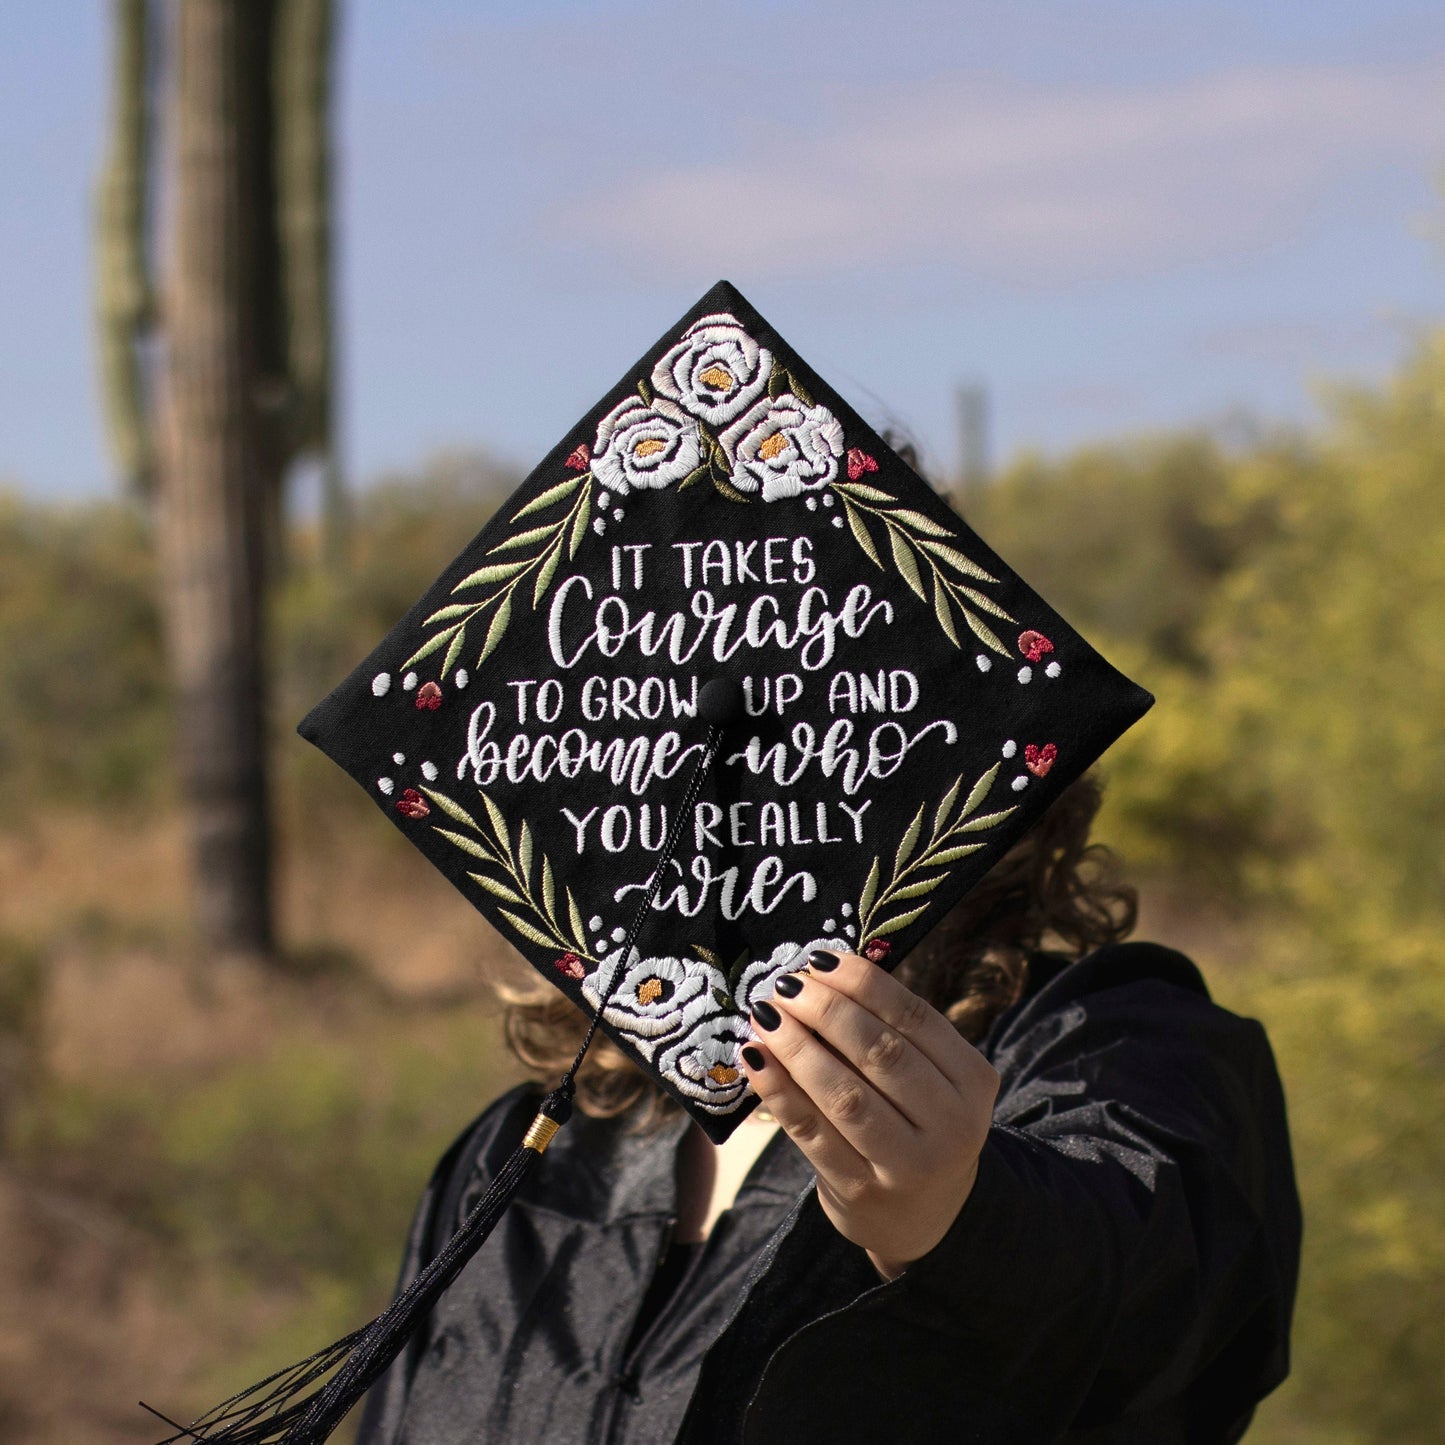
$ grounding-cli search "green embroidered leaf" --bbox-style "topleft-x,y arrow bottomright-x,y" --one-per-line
678,463 -> 710,492
481,791 -> 512,856
452,558 -> 530,592
511,474 -> 581,521
933,581 -> 960,646
422,789 -> 478,828
498,907 -> 561,950
963,609 -> 1009,656
768,363 -> 786,400
424,602 -> 477,626
835,481 -> 892,504
568,489 -> 591,558
465,870 -> 524,906
844,498 -> 883,569
931,774 -> 964,838
402,621 -> 463,670
857,855 -> 881,926
637,377 -> 653,404
916,537 -> 999,583
891,508 -> 950,538
441,624 -> 467,680
956,584 -> 1013,619
690,944 -> 724,969
518,819 -> 534,883
533,540 -> 561,606
956,806 -> 1018,833
887,875 -> 946,904
435,827 -> 497,863
712,472 -> 751,504
960,763 -> 1000,818
566,887 -> 588,951
888,526 -> 928,603
893,802 -> 926,873
787,371 -> 814,407
712,986 -> 733,1010
928,843 -> 986,865
486,523 -> 558,557
868,904 -> 930,939
477,593 -> 512,664
726,949 -> 751,991
541,854 -> 557,925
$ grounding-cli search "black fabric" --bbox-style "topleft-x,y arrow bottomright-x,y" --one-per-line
296,280 -> 1154,1141
353,942 -> 1301,1444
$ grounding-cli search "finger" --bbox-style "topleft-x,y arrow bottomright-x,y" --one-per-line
768,970 -> 952,1129
800,949 -> 985,1089
739,1038 -> 873,1192
751,996 -> 913,1163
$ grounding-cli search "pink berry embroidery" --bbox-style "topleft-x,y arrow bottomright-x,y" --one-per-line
846,448 -> 879,481
565,444 -> 591,472
553,952 -> 586,980
1018,630 -> 1054,664
415,680 -> 443,711
395,788 -> 431,819
1024,742 -> 1057,778
863,938 -> 892,964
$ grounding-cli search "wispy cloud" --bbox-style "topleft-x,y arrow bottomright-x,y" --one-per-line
568,61 -> 1445,284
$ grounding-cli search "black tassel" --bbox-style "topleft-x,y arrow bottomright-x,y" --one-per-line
141,1088 -> 572,1445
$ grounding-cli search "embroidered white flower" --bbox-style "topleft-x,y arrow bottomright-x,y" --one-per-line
591,396 -> 702,495
720,394 -> 845,502
581,950 -> 724,1060
651,313 -> 773,427
733,937 -> 850,1015
657,1011 -> 755,1112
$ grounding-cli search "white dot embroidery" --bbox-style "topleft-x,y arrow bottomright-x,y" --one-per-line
840,903 -> 853,918
831,515 -> 845,528
844,923 -> 856,938
455,669 -> 469,689
1002,739 -> 1017,758
421,761 -> 439,781
610,926 -> 626,942
588,915 -> 604,932
594,939 -> 609,956
823,918 -> 837,932
402,671 -> 419,692
1012,775 -> 1029,792
598,491 -> 611,510
821,492 -> 834,507
613,508 -> 624,522
805,497 -> 818,511
371,673 -> 391,697
975,655 -> 992,672
1017,666 -> 1033,684
593,517 -> 607,535
392,752 -> 405,765
377,777 -> 394,795
1046,661 -> 1062,678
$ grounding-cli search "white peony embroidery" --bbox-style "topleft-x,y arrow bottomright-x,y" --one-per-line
581,950 -> 724,1060
657,1011 -> 755,1112
720,394 -> 845,502
592,396 -> 702,495
651,312 -> 773,427
733,937 -> 849,1014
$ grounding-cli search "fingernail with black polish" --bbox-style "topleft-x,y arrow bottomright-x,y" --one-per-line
808,950 -> 840,972
752,1000 -> 782,1032
774,972 -> 804,999
741,1045 -> 766,1070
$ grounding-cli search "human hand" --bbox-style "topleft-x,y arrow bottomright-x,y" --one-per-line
740,949 -> 999,1280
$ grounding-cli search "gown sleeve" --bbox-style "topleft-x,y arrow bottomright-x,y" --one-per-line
740,943 -> 1303,1444
352,1085 -> 539,1445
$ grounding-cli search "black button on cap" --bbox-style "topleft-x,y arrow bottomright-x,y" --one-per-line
698,677 -> 745,727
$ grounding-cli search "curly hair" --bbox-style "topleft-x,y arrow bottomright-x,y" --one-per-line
492,769 -> 1136,1128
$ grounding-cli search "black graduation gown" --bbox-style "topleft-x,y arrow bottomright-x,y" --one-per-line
354,942 -> 1302,1444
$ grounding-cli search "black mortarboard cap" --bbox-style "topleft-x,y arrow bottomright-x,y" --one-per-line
146,282 -> 1151,1444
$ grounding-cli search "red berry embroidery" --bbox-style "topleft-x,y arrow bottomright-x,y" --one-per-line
415,681 -> 443,711
1024,742 -> 1057,778
863,938 -> 892,964
565,444 -> 591,472
846,448 -> 879,481
1018,630 -> 1054,664
553,952 -> 586,980
395,788 -> 430,819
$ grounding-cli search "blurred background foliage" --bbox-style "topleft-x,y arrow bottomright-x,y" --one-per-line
2,336 -> 1443,1441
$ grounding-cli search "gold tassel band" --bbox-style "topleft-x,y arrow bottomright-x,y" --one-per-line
522,1111 -> 562,1153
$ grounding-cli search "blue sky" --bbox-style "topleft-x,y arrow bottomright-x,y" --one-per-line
2,0 -> 1443,500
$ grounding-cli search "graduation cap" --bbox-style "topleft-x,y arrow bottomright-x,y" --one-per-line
144,282 -> 1151,1444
